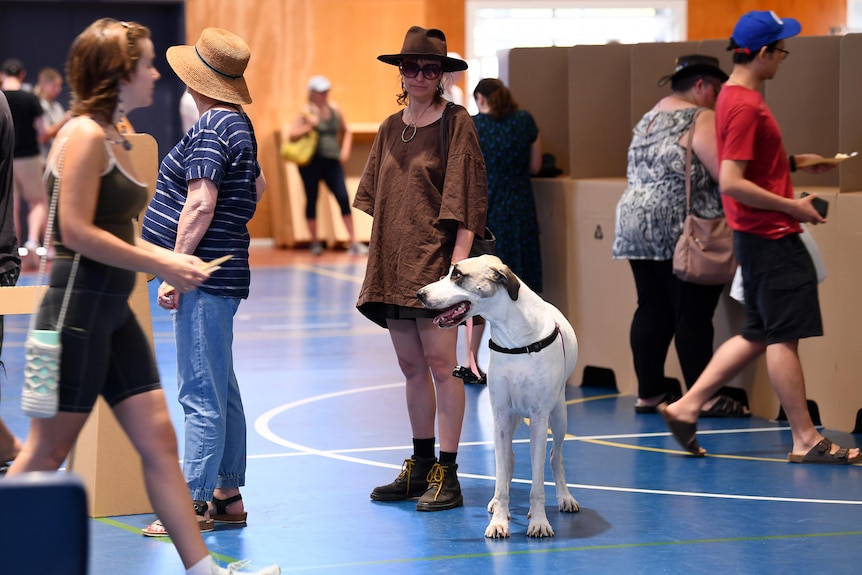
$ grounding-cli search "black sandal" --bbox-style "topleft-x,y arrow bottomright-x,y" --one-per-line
211,493 -> 248,524
453,365 -> 486,385
700,395 -> 750,418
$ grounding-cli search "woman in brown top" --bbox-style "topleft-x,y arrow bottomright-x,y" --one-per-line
354,26 -> 487,511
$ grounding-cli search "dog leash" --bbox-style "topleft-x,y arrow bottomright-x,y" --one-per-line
488,323 -> 563,357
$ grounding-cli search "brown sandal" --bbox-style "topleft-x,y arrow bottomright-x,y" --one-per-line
658,403 -> 706,457
141,501 -> 214,537
211,493 -> 248,524
788,438 -> 862,465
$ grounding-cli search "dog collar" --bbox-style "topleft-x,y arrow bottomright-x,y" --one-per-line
489,324 -> 561,355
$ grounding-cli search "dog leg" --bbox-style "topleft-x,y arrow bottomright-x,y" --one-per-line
526,413 -> 554,538
549,400 -> 579,513
485,411 -> 520,538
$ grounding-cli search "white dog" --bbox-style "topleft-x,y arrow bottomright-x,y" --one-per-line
417,255 -> 579,538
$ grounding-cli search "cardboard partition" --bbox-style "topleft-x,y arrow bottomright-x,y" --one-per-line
558,178 -> 765,405
629,41 -> 698,129
533,177 -> 575,323
767,35 -> 840,190
564,178 -> 639,394
508,47 -> 570,175
0,286 -> 46,314
795,188 -> 843,428
567,43 -> 631,179
839,34 -> 862,193
827,192 -> 862,431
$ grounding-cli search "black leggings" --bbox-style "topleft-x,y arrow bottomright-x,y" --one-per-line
298,155 -> 351,219
628,259 -> 724,399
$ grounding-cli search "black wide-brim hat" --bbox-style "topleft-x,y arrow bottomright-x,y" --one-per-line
378,26 -> 468,72
657,54 -> 729,87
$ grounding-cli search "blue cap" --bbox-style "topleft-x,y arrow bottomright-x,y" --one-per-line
731,10 -> 801,52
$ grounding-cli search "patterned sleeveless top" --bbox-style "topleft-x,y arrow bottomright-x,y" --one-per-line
612,107 -> 724,261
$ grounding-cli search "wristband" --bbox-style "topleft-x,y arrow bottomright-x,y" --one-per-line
789,155 -> 797,173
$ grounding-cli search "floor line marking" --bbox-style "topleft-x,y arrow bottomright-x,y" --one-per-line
254,383 -> 862,507
290,263 -> 365,283
276,530 -> 862,571
94,517 -> 240,564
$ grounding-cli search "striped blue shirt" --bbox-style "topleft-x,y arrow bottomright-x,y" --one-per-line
142,108 -> 260,298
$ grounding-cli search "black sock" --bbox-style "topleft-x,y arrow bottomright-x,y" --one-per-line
413,437 -> 436,460
439,451 -> 457,465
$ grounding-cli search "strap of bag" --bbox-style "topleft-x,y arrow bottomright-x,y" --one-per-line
439,101 -> 455,172
28,141 -> 82,335
438,102 -> 483,378
684,108 -> 703,215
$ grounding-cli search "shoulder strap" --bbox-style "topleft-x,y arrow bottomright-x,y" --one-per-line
684,108 -> 703,214
29,143 -> 81,334
439,102 -> 456,173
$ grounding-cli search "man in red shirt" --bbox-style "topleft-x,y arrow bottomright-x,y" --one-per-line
660,10 -> 861,465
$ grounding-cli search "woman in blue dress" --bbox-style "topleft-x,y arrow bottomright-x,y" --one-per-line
472,78 -> 543,291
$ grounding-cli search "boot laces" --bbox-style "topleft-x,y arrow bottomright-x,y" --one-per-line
425,463 -> 447,499
397,458 -> 414,489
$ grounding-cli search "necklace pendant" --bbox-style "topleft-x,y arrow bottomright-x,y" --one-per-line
122,139 -> 132,151
401,124 -> 417,143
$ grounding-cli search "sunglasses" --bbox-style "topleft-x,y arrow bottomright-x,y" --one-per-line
400,62 -> 443,80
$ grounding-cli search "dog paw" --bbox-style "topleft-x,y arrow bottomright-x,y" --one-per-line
486,498 -> 510,518
526,521 -> 555,538
485,522 -> 511,538
558,495 -> 580,513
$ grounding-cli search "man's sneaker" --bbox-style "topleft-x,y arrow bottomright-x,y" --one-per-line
347,242 -> 369,256
310,241 -> 325,256
416,462 -> 464,511
370,456 -> 436,501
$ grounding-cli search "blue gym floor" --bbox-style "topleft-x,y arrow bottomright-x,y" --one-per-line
2,248 -> 861,574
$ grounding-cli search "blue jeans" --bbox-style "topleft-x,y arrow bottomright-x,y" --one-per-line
173,288 -> 246,501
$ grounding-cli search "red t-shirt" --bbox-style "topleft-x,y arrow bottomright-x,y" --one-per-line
715,85 -> 801,239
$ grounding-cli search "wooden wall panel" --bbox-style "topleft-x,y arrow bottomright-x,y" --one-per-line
688,0 -> 846,41
184,0 -> 465,240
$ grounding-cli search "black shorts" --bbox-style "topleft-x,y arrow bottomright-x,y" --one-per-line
735,231 -> 823,345
35,258 -> 161,413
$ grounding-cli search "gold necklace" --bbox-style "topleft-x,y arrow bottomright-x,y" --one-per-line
401,100 -> 435,143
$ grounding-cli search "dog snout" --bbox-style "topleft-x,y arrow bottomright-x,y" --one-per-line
417,288 -> 428,305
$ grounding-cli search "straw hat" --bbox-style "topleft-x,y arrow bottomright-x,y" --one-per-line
378,26 -> 467,72
166,28 -> 252,105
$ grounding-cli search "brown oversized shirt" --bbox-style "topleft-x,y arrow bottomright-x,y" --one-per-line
354,104 -> 487,328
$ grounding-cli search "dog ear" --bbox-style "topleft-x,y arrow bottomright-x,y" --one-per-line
492,265 -> 521,301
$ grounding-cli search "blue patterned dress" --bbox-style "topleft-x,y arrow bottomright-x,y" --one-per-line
472,109 -> 542,291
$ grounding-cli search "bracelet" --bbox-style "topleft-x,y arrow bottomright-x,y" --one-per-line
789,155 -> 797,172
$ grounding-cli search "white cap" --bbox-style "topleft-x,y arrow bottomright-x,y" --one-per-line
308,75 -> 331,92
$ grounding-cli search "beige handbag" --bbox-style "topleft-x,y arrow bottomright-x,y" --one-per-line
672,109 -> 736,285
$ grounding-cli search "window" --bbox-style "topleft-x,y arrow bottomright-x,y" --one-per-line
464,1 -> 687,112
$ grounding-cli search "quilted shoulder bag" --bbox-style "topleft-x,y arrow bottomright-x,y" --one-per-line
672,109 -> 736,285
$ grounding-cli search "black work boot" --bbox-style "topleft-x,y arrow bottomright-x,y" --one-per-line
416,462 -> 463,511
370,456 -> 437,501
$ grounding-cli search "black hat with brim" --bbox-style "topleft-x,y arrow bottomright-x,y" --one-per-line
657,54 -> 728,87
